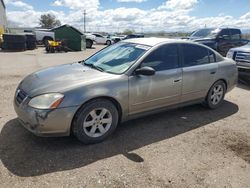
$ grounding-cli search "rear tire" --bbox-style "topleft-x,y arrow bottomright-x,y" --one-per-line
106,40 -> 111,46
72,99 -> 119,144
86,39 -> 93,48
205,80 -> 226,109
43,37 -> 53,46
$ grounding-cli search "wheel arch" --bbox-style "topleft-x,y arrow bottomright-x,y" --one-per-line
106,39 -> 111,44
42,36 -> 54,45
216,78 -> 228,91
42,36 -> 53,41
70,96 -> 123,134
205,78 -> 228,101
86,39 -> 93,48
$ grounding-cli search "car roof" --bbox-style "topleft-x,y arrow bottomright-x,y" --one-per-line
123,37 -> 193,47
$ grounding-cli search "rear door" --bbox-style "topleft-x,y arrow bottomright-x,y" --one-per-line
217,29 -> 233,55
94,34 -> 106,44
230,29 -> 244,48
129,44 -> 182,114
181,44 -> 218,102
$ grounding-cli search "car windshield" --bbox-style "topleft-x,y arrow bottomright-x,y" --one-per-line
191,28 -> 220,38
83,42 -> 150,74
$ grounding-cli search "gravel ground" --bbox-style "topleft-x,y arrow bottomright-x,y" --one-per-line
0,46 -> 250,188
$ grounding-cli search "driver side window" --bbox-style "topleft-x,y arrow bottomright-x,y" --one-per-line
141,44 -> 179,71
218,29 -> 230,40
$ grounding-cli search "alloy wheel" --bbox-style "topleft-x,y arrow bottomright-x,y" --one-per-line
83,108 -> 112,138
210,84 -> 224,105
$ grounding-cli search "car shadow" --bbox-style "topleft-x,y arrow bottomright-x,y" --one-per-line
0,101 -> 238,177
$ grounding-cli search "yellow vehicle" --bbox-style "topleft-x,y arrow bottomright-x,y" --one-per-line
0,26 -> 4,47
45,40 -> 68,53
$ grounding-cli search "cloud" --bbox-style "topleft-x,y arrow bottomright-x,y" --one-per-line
117,0 -> 147,3
240,12 -> 250,19
159,0 -> 198,10
7,0 -> 33,10
7,10 -> 64,27
52,0 -> 99,10
5,0 -> 250,32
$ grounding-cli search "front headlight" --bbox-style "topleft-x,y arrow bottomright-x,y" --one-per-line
226,50 -> 234,59
28,93 -> 64,109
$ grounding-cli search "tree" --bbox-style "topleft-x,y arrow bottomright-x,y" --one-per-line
39,14 -> 61,29
122,29 -> 135,35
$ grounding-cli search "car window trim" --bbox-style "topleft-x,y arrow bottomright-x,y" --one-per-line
208,49 -> 216,63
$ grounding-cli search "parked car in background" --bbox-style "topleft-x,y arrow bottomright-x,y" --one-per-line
33,29 -> 55,45
92,33 -> 112,45
123,34 -> 144,40
83,33 -> 96,48
107,34 -> 125,43
14,38 -> 237,144
190,28 -> 248,56
227,42 -> 250,84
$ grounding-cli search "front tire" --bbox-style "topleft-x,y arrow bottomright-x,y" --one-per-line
205,80 -> 226,109
72,99 -> 119,144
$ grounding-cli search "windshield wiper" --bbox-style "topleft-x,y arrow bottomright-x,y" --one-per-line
78,60 -> 85,64
83,62 -> 104,72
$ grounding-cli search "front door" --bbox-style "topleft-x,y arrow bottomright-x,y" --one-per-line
129,44 -> 182,115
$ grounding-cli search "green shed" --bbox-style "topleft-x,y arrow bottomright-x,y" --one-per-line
51,24 -> 85,51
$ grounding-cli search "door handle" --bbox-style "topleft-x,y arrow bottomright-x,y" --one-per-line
210,71 -> 216,74
173,78 -> 182,83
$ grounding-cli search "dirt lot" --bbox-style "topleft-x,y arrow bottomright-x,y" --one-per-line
0,46 -> 250,188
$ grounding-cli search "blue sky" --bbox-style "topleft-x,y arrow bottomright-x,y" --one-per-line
6,0 -> 250,17
4,0 -> 250,32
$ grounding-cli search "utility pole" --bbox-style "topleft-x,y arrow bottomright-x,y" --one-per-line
141,27 -> 144,34
83,10 -> 86,33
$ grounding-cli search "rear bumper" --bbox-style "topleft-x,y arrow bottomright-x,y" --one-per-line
14,99 -> 79,137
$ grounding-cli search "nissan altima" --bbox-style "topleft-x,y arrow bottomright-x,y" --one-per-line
14,38 -> 237,144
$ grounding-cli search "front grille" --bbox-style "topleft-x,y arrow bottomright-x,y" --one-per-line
235,51 -> 250,63
16,89 -> 27,104
232,51 -> 237,60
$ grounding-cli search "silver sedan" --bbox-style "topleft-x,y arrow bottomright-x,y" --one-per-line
14,38 -> 238,144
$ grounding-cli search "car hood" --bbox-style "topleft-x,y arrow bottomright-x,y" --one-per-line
193,38 -> 216,43
230,44 -> 250,53
19,63 -> 115,97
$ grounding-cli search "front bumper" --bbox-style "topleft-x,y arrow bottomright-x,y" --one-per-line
14,97 -> 79,137
237,65 -> 250,83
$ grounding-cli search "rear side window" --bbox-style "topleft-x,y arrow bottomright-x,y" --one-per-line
231,29 -> 241,40
182,44 -> 210,67
141,44 -> 179,71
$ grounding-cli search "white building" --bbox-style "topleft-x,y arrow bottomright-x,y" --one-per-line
0,0 -> 7,33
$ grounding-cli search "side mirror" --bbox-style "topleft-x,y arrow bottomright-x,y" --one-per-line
135,66 -> 155,76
